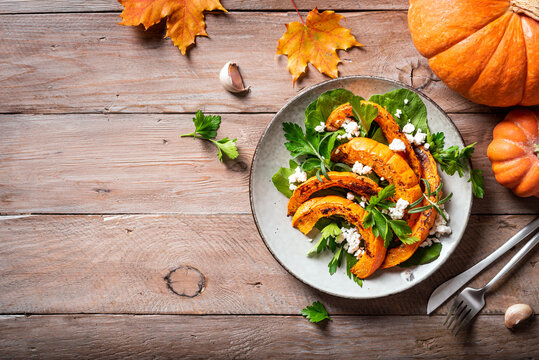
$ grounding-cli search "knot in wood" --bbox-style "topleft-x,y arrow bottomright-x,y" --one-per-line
165,265 -> 206,298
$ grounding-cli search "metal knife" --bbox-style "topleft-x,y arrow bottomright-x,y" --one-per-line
427,217 -> 539,315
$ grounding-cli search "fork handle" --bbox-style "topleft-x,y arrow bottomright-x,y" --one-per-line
484,232 -> 539,292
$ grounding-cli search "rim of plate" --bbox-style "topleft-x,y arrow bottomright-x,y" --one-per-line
249,75 -> 473,299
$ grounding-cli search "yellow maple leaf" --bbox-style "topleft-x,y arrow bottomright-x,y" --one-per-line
276,9 -> 363,84
118,0 -> 227,54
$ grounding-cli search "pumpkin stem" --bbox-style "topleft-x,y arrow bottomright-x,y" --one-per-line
510,0 -> 539,21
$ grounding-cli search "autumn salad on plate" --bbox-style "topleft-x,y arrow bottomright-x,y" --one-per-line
272,88 -> 484,286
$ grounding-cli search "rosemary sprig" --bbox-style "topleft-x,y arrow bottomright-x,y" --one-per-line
408,179 -> 452,223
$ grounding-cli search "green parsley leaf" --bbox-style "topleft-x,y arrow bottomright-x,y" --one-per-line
307,223 -> 341,256
320,223 -> 342,239
328,245 -> 344,275
367,184 -> 395,208
400,242 -> 442,267
389,219 -> 419,245
345,252 -> 363,287
469,169 -> 485,199
180,110 -> 221,139
301,301 -> 330,323
211,137 -> 238,162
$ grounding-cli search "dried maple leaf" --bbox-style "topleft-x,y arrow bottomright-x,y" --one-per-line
276,9 -> 363,84
118,0 -> 227,54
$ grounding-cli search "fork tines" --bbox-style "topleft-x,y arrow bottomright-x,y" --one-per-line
444,296 -> 474,335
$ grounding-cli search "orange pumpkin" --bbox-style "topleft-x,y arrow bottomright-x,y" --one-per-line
487,109 -> 539,197
408,0 -> 539,107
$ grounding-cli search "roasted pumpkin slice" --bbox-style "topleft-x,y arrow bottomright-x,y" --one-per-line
380,146 -> 440,269
331,137 -> 422,204
362,101 -> 422,179
287,171 -> 381,216
292,195 -> 386,279
325,101 -> 422,179
326,102 -> 354,131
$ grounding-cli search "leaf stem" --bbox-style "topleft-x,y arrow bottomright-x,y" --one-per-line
180,132 -> 197,138
290,0 -> 305,25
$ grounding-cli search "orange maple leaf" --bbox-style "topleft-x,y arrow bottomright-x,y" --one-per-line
118,0 -> 227,55
276,9 -> 363,84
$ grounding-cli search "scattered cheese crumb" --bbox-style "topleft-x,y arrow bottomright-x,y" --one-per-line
389,138 -> 407,152
337,120 -> 360,140
429,208 -> 452,238
289,184 -> 297,191
404,99 -> 409,105
394,109 -> 403,119
314,122 -> 326,133
354,247 -> 365,258
288,167 -> 307,187
352,161 -> 372,175
403,269 -> 414,282
419,236 -> 441,248
424,143 -> 430,150
359,201 -> 366,208
402,122 -> 415,134
388,198 -> 409,220
412,129 -> 427,146
340,227 -> 362,255
380,177 -> 385,181
346,192 -> 355,201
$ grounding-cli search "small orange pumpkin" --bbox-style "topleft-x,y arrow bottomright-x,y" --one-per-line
408,0 -> 539,107
487,109 -> 539,197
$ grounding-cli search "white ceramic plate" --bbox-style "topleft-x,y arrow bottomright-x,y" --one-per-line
250,76 -> 472,299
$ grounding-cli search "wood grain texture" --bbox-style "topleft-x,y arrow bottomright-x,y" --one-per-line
1,113 -> 537,214
1,314 -> 537,359
0,12 -> 489,114
0,0 -> 409,13
0,214 -> 536,315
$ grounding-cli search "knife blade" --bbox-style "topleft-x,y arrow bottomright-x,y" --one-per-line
427,217 -> 539,315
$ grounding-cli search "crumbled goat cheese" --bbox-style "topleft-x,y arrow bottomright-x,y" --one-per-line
402,122 -> 415,134
337,120 -> 360,140
289,184 -> 297,191
404,99 -> 409,105
359,201 -> 366,208
361,196 -> 367,202
340,227 -> 361,255
389,138 -> 407,152
419,236 -> 441,248
389,198 -> 409,220
403,269 -> 414,282
314,122 -> 326,133
424,143 -> 430,150
288,167 -> 307,186
354,247 -> 365,258
413,129 -> 427,146
352,161 -> 372,175
347,192 -> 355,201
429,208 -> 452,238
394,109 -> 403,119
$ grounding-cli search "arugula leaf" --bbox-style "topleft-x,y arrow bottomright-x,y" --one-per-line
328,245 -> 344,275
271,160 -> 298,198
368,89 -> 428,133
301,301 -> 330,323
304,108 -> 325,134
180,110 -> 221,139
370,128 -> 388,145
400,243 -> 442,267
427,132 -> 485,198
469,169 -> 485,199
345,252 -> 363,287
316,89 -> 356,121
211,137 -> 238,162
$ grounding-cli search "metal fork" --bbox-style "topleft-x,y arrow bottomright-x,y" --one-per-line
444,232 -> 539,335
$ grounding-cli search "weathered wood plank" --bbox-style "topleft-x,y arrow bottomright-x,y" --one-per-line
0,214 -> 536,315
0,12 -> 489,114
0,0 -> 409,13
1,113 -> 537,214
0,314 -> 537,359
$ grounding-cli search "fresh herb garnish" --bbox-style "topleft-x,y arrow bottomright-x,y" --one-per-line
400,242 -> 442,267
328,244 -> 345,275
427,132 -> 484,198
345,252 -> 363,287
408,179 -> 452,223
362,184 -> 419,247
301,301 -> 330,323
307,222 -> 341,257
181,110 -> 239,162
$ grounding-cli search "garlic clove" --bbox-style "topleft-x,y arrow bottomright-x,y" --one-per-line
219,62 -> 249,93
505,303 -> 534,329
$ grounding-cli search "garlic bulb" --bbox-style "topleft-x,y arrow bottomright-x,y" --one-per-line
219,62 -> 249,93
505,303 -> 534,329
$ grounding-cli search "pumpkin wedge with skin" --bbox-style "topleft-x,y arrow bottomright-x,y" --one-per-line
331,137 -> 422,204
381,146 -> 440,268
487,109 -> 539,197
292,195 -> 386,279
325,101 -> 422,179
287,171 -> 381,216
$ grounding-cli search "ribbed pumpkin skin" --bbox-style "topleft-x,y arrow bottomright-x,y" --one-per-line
408,0 -> 539,107
487,109 -> 539,197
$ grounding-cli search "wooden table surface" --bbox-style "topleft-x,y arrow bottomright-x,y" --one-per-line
1,1 -> 538,358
